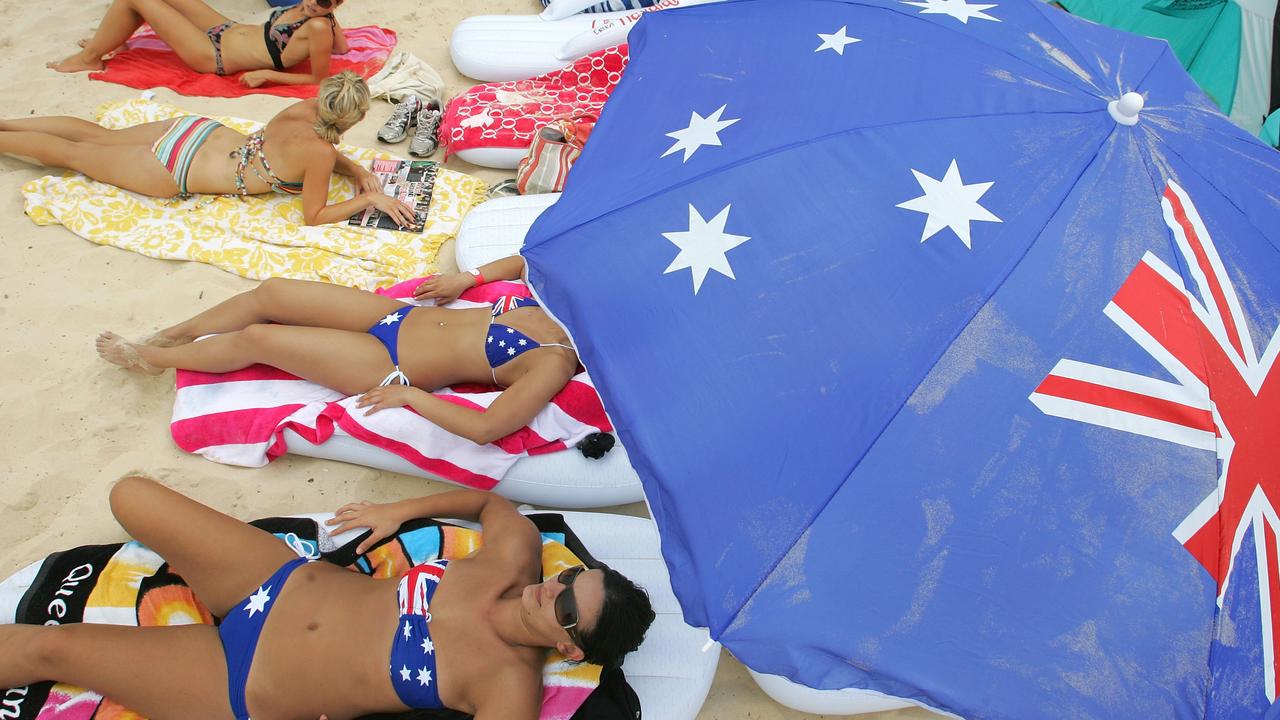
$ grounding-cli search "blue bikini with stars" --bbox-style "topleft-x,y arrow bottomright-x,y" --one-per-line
217,556 -> 312,720
391,559 -> 449,709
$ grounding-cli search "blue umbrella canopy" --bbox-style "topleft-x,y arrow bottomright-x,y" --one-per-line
522,0 -> 1280,717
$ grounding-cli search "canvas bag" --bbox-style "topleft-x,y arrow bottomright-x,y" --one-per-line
516,117 -> 597,195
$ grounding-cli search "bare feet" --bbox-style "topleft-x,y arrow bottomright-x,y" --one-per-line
46,51 -> 105,73
96,331 -> 163,375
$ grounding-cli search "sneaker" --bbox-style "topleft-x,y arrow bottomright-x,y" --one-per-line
408,100 -> 442,157
377,95 -> 420,144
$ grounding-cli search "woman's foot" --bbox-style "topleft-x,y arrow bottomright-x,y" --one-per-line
46,51 -> 106,73
96,331 -> 163,375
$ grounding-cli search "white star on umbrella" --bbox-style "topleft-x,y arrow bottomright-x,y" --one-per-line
417,667 -> 433,686
399,665 -> 411,682
402,620 -> 413,640
244,585 -> 272,617
662,204 -> 751,295
421,637 -> 434,654
901,0 -> 1000,23
896,159 -> 1002,249
815,26 -> 861,55
379,311 -> 402,326
661,105 -> 740,162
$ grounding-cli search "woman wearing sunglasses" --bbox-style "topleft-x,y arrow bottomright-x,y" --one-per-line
49,0 -> 348,88
0,72 -> 418,227
0,477 -> 655,720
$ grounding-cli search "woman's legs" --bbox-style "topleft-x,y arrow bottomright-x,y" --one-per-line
0,117 -> 175,145
49,0 -> 218,73
0,130 -> 179,197
0,623 -> 234,720
107,476 -> 300,617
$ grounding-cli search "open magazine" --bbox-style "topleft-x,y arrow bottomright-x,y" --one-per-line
347,158 -> 439,232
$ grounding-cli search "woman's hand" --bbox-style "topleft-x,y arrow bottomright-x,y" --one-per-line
325,500 -> 406,554
354,168 -> 382,196
364,192 -> 419,229
356,384 -> 423,415
239,70 -> 270,88
413,272 -> 475,305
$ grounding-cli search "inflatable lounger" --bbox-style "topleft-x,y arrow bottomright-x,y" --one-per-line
461,194 -> 928,716
0,509 -> 719,720
450,0 -> 722,83
284,193 -> 644,509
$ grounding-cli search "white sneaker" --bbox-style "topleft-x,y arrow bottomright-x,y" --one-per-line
408,99 -> 442,157
377,95 -> 421,144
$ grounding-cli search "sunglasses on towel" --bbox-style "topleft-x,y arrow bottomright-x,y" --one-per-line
553,565 -> 587,645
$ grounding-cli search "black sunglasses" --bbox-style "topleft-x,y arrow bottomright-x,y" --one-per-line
553,565 -> 587,645
315,0 -> 337,9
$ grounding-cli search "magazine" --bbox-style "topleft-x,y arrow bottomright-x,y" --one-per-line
347,158 -> 439,233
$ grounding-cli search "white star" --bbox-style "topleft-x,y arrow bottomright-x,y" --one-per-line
662,204 -> 751,295
244,585 -> 272,617
518,339 -> 527,346
896,159 -> 1002,249
421,637 -> 434,654
507,347 -> 516,356
506,327 -> 515,334
402,620 -> 413,640
901,0 -> 1000,23
661,105 -> 740,162
399,665 -> 411,682
815,26 -> 861,55
498,340 -> 506,347
417,667 -> 433,686
379,311 -> 402,326
486,335 -> 493,344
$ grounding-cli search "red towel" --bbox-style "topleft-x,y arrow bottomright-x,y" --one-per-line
88,24 -> 397,99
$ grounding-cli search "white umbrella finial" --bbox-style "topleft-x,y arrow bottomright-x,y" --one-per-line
1108,92 -> 1145,126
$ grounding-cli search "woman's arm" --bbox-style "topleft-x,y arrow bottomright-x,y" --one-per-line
330,15 -> 349,54
299,149 -> 416,227
412,255 -> 530,303
326,488 -> 538,555
333,152 -> 382,195
357,359 -> 575,445
240,18 -> 335,87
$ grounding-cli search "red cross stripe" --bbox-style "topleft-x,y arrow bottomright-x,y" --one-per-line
1029,180 -> 1280,699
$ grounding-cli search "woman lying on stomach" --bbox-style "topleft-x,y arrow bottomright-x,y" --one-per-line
97,255 -> 579,445
50,0 -> 350,88
0,477 -> 654,720
0,72 -> 416,227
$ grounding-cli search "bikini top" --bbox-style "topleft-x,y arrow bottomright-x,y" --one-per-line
393,559 -> 448,710
232,131 -> 305,196
486,296 -> 576,381
263,4 -> 335,71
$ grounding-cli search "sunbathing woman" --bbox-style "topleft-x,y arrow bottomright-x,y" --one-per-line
97,255 -> 579,444
0,476 -> 655,719
49,0 -> 349,88
0,72 -> 416,227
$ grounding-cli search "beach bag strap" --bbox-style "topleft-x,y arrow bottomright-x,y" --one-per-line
516,116 -> 598,195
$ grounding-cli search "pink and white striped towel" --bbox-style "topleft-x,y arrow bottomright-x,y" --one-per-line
171,279 -> 611,489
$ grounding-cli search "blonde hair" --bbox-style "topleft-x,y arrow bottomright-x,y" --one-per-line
315,71 -> 369,143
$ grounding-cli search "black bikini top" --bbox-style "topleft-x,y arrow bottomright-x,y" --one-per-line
263,4 -> 334,71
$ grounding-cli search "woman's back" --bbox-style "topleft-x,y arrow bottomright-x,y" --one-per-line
182,100 -> 332,196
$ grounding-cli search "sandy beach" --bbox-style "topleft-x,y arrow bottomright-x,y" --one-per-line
0,1 -> 939,718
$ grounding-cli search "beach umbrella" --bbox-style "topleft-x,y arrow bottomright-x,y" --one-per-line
1050,0 -> 1278,133
520,0 -> 1280,717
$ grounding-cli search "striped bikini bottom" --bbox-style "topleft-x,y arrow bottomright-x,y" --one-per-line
151,116 -> 224,198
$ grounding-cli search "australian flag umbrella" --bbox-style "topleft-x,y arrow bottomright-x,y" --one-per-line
521,0 -> 1280,717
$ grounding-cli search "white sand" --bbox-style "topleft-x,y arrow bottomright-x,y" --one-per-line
0,1 -> 938,718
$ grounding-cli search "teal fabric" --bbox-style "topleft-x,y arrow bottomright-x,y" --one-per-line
1057,0 -> 1241,112
1263,109 -> 1280,147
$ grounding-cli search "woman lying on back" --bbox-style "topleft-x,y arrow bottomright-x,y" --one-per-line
0,72 -> 416,227
97,255 -> 580,445
0,476 -> 655,719
50,0 -> 350,89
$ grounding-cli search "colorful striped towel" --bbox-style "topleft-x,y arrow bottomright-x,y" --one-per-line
0,513 -> 603,720
171,279 -> 612,489
88,24 -> 397,98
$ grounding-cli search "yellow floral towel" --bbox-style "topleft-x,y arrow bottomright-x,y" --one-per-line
21,99 -> 489,289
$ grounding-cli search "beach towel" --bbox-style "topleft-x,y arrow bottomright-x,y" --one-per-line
171,279 -> 612,489
88,24 -> 397,99
21,99 -> 488,290
440,45 -> 629,159
0,512 -> 604,720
